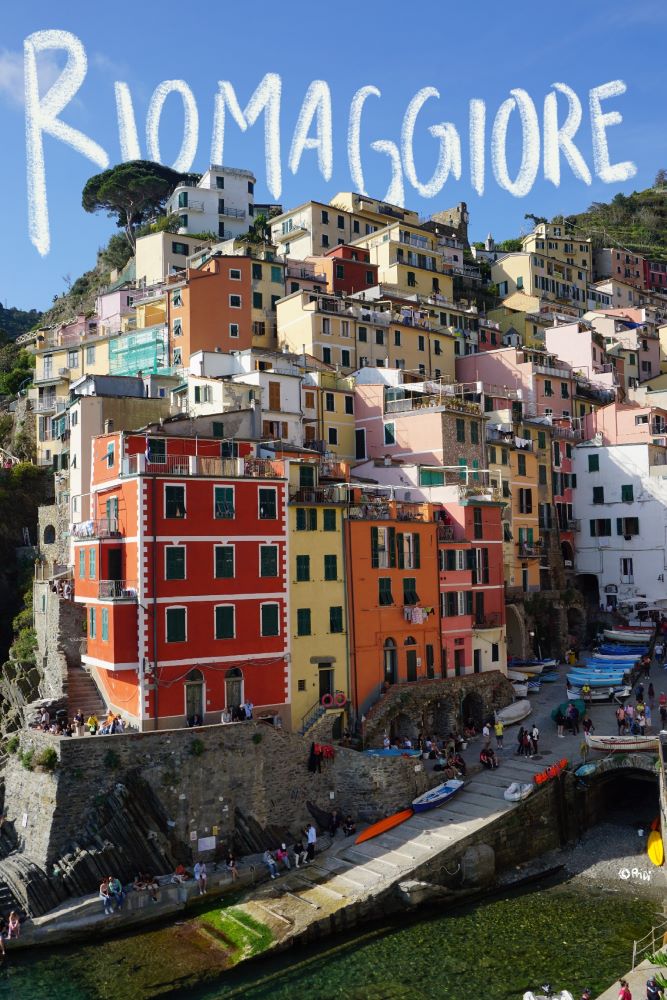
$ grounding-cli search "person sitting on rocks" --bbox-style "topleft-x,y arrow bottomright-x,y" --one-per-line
328,808 -> 342,837
99,877 -> 114,915
7,912 -> 20,939
171,863 -> 191,884
87,714 -> 99,735
275,845 -> 291,871
225,851 -> 239,882
292,839 -> 308,867
134,872 -> 159,902
263,850 -> 278,879
108,875 -> 125,910
479,747 -> 498,770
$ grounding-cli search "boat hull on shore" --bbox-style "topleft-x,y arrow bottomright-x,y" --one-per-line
567,686 -> 631,702
603,629 -> 653,644
495,699 -> 531,726
355,809 -> 414,844
585,732 -> 659,752
412,779 -> 464,813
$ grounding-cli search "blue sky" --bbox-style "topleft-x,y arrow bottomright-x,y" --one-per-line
2,0 -> 667,311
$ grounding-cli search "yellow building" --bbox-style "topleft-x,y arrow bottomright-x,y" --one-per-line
276,290 -> 456,378
287,458 -> 349,735
352,220 -> 454,301
302,372 -> 357,461
492,223 -> 592,317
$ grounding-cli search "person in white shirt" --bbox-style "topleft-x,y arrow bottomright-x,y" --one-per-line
306,823 -> 317,861
482,723 -> 491,748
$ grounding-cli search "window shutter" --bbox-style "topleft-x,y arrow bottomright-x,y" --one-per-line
616,518 -> 623,535
297,508 -> 306,530
371,526 -> 379,568
465,591 -> 473,615
388,527 -> 396,567
396,533 -> 404,569
413,533 -> 420,569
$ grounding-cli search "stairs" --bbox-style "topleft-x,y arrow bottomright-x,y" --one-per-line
66,665 -> 107,720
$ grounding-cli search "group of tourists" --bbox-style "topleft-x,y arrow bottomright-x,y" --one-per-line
515,725 -> 540,757
263,824 -> 318,879
50,578 -> 74,601
98,875 -> 126,915
613,682 -> 661,735
32,707 -> 128,738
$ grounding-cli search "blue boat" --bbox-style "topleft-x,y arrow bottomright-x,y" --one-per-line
540,672 -> 559,682
567,673 -> 626,688
598,644 -> 647,654
412,779 -> 464,813
365,748 -> 422,758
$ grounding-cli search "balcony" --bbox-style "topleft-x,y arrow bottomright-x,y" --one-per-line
385,393 -> 481,416
98,580 -> 138,601
518,543 -> 540,558
652,421 -> 667,435
187,199 -> 205,212
575,379 -> 616,404
289,486 -> 347,504
286,264 -> 326,283
348,499 -> 429,522
219,206 -> 246,219
71,518 -> 121,540
121,454 -> 282,479
274,221 -> 309,242
437,524 -> 455,541
319,460 -> 349,480
474,613 -> 502,629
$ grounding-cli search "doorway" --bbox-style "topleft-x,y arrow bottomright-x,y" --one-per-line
405,636 -> 417,682
185,668 -> 204,724
319,665 -> 334,700
107,548 -> 122,581
383,638 -> 397,685
225,667 -> 243,712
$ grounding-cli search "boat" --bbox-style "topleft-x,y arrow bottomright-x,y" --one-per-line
586,651 -> 641,662
526,680 -> 541,692
512,681 -> 529,698
524,990 -> 574,1000
575,762 -> 598,778
506,662 -> 545,676
566,674 -> 627,688
355,808 -> 414,844
604,629 -> 653,644
412,778 -> 464,813
364,748 -> 422,758
504,782 -> 534,801
540,672 -> 559,682
508,668 -> 530,682
567,685 -> 631,702
647,829 -> 664,867
495,699 -> 531,726
597,644 -> 648,654
584,732 -> 660,753
509,658 -> 557,668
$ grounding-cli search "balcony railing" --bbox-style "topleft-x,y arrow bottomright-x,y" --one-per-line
122,454 -> 282,479
348,500 -> 429,522
475,613 -> 502,628
286,264 -> 326,282
71,518 -> 121,540
219,206 -> 246,219
289,486 -> 347,504
518,543 -> 540,558
386,394 -> 481,416
437,524 -> 455,541
98,580 -> 138,601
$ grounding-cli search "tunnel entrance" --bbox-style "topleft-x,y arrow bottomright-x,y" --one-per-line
583,769 -> 660,833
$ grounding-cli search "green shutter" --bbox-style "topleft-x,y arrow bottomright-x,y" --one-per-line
260,546 -> 278,577
89,607 -> 96,639
215,546 -> 234,578
308,508 -> 317,530
101,608 -> 108,641
465,591 -> 473,615
323,509 -> 336,531
388,527 -> 396,568
216,606 -> 234,639
297,508 -> 306,531
329,606 -> 343,633
324,554 -> 337,580
413,533 -> 420,569
296,555 -> 310,581
396,532 -> 404,569
616,518 -> 623,535
166,546 -> 185,579
167,608 -> 186,642
371,526 -> 379,568
297,608 -> 311,636
262,604 -> 279,636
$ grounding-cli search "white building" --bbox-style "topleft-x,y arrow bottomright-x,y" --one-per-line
166,165 -> 256,241
572,437 -> 667,609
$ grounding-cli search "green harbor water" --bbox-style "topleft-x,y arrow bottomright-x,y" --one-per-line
0,879 -> 658,1000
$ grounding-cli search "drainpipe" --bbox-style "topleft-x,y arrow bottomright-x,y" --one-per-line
345,516 -> 359,726
340,509 -> 352,720
151,474 -> 159,729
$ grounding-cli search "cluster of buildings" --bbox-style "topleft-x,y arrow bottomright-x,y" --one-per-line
22,164 -> 667,734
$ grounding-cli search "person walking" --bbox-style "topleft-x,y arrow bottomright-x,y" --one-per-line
582,682 -> 592,706
555,710 -> 565,738
655,641 -> 664,665
530,724 -> 539,756
646,977 -> 663,1000
494,719 -> 504,749
648,682 -> 656,709
516,726 -> 526,756
615,705 -> 626,736
618,979 -> 632,1000
482,722 -> 491,748
306,823 -> 317,861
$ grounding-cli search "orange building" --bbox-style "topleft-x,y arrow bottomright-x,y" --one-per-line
344,496 -> 441,716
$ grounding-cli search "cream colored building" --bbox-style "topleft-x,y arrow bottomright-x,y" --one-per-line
302,371 -> 357,461
134,231 -> 214,287
352,220 -> 454,300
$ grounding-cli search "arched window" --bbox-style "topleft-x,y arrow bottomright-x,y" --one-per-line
404,635 -> 416,645
187,668 -> 203,682
43,525 -> 56,545
383,638 -> 397,685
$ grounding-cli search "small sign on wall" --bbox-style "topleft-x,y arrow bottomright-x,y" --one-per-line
198,836 -> 216,853
189,830 -> 197,842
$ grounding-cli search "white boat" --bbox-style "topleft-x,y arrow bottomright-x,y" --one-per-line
567,686 -> 631,702
504,782 -> 534,802
585,732 -> 659,753
508,668 -> 530,682
512,681 -> 529,697
495,699 -> 531,726
604,629 -> 653,644
507,663 -> 546,675
524,992 -> 573,1000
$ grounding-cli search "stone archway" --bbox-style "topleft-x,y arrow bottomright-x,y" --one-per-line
391,711 -> 419,742
43,524 -> 56,545
561,540 -> 574,566
461,691 -> 484,730
424,698 -> 456,736
576,573 -> 600,609
506,604 -> 526,660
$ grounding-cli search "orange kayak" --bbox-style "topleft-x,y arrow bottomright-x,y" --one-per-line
355,809 -> 413,845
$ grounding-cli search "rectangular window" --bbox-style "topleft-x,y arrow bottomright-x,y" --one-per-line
621,484 -> 634,502
593,486 -> 604,504
345,396 -> 354,415
271,265 -> 282,283
517,453 -> 526,476
86,345 -> 96,364
166,607 -> 186,642
384,422 -> 396,445
101,608 -> 108,642
259,488 -> 277,519
166,546 -> 185,580
358,326 -> 367,342
296,554 -> 310,581
341,349 -> 351,367
260,545 -> 278,578
323,509 -> 336,531
418,335 -> 425,352
215,605 -> 235,639
336,264 -> 345,279
538,464 -> 547,485
296,507 -> 317,531
491,642 -> 499,662
165,485 -> 186,519
403,577 -> 419,606
328,427 -> 338,445
214,486 -> 234,519
89,607 -> 96,639
325,392 -> 335,412
329,606 -> 343,633
261,603 -> 280,637
538,431 -> 546,450
589,519 -> 612,537
617,517 -> 639,537
456,419 -> 465,443
322,347 -> 331,365
394,330 -> 401,346
89,548 -> 96,579
229,322 -> 239,338
470,422 -> 479,444
214,545 -> 234,579
375,329 -> 384,345
230,268 -> 241,280
252,262 -> 262,280
78,548 -> 85,579
253,291 -> 263,309
473,507 -> 483,540
297,608 -> 311,636
229,294 -> 241,308
379,577 -> 393,606
324,554 -> 337,581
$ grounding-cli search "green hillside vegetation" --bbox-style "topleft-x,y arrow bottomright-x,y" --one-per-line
0,304 -> 43,342
550,176 -> 667,260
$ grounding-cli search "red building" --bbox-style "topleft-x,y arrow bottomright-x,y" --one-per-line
644,258 -> 667,292
310,245 -> 378,296
72,431 -> 289,730
435,499 -> 505,676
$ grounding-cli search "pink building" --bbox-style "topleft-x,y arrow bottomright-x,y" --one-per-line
583,401 -> 667,445
96,287 -> 137,337
543,322 -> 617,390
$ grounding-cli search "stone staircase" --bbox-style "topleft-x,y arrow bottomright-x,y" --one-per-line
65,665 -> 107,720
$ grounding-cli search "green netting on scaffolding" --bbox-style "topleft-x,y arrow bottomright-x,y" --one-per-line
109,325 -> 170,376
